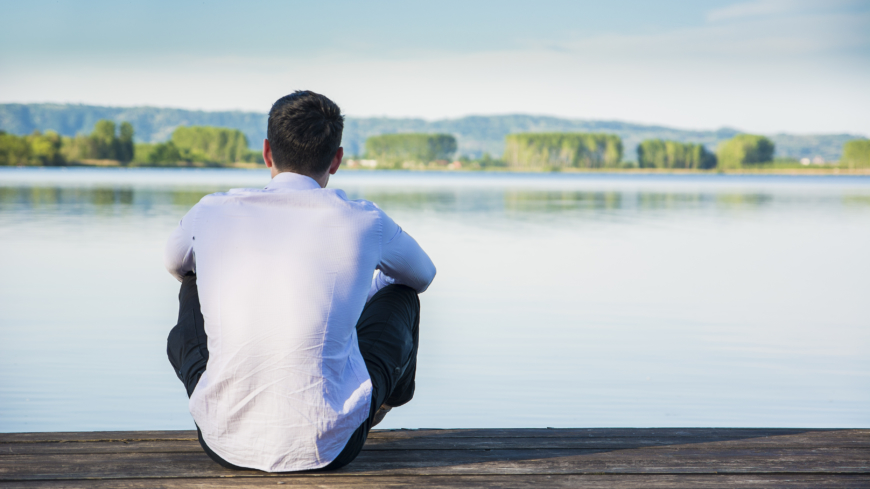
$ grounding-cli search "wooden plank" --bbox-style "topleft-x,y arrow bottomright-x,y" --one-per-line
345,447 -> 870,475
365,428 -> 849,439
2,428 -> 849,444
2,447 -> 868,480
3,431 -> 869,455
363,430 -> 870,450
4,474 -> 870,489
0,440 -> 203,455
0,431 -> 198,443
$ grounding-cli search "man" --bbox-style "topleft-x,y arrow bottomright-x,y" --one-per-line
165,91 -> 436,472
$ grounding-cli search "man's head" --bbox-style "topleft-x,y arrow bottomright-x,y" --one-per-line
265,91 -> 344,182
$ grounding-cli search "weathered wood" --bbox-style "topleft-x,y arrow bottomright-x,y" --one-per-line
3,430 -> 869,455
4,474 -> 870,489
0,431 -> 198,443
1,429 -> 867,487
365,428 -> 842,439
3,428 -> 854,443
364,429 -> 870,450
2,447 -> 868,480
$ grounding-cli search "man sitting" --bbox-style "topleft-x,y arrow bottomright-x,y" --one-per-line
165,91 -> 436,472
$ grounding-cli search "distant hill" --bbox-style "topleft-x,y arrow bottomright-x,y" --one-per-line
0,103 -> 265,148
0,103 -> 863,162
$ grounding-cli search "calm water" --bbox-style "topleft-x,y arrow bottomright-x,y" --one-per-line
1,167 -> 869,432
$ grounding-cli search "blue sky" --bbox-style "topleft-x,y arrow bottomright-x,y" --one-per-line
1,0 -> 868,135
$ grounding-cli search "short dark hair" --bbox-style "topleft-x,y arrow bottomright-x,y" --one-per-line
267,91 -> 344,176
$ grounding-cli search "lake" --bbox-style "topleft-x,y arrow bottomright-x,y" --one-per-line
1,167 -> 868,432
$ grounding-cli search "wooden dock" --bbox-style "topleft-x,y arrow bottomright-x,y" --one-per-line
1,428 -> 868,487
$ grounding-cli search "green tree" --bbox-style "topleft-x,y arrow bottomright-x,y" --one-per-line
62,119 -> 135,162
171,126 -> 250,164
27,130 -> 64,165
841,139 -> 870,169
365,133 -> 457,168
150,141 -> 183,165
716,134 -> 774,170
131,141 -> 183,166
242,149 -> 262,163
0,131 -> 31,166
637,139 -> 716,169
118,122 -> 135,163
503,133 -> 623,169
0,130 -> 69,166
92,120 -> 119,159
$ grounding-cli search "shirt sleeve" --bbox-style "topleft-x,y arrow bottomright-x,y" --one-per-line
164,206 -> 197,282
374,209 -> 436,296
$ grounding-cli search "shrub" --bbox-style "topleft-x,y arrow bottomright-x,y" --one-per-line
841,139 -> 870,169
503,133 -> 623,169
637,139 -> 716,169
716,134 -> 774,170
365,134 -> 457,168
172,126 -> 253,164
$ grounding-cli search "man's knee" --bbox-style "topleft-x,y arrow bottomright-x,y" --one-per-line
358,285 -> 418,342
356,285 -> 420,408
366,284 -> 420,323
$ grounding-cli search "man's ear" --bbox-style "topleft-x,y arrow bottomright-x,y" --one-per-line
263,139 -> 274,169
328,147 -> 343,175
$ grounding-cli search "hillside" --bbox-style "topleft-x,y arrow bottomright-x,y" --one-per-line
0,103 -> 863,162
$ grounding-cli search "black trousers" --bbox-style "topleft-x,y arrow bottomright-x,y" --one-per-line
167,274 -> 420,471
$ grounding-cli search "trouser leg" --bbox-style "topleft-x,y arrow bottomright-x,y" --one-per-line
358,283 -> 420,408
166,273 -> 209,397
166,274 -> 241,469
322,284 -> 421,471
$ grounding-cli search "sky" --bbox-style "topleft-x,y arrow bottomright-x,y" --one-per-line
1,0 -> 869,135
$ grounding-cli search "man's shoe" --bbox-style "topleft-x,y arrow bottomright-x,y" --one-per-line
371,404 -> 392,427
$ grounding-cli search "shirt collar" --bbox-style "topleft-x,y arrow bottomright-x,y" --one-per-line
264,171 -> 322,191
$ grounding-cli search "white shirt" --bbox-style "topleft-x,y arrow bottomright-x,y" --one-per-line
164,171 -> 436,472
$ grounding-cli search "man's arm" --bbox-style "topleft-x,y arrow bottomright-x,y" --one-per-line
165,207 -> 197,282
369,211 -> 436,300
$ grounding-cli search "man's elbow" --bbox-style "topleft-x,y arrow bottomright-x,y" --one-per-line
164,253 -> 189,283
415,262 -> 437,294
165,263 -> 185,283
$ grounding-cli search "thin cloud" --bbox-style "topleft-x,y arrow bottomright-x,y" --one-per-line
707,0 -> 805,22
553,9 -> 868,60
707,0 -> 863,22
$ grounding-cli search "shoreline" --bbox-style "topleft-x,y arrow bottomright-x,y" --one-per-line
5,162 -> 869,176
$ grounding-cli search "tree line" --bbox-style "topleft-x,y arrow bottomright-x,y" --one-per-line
357,132 -> 780,170
364,134 -> 458,169
4,120 -> 869,170
360,132 -> 868,170
4,105 -> 860,163
136,126 -> 259,166
637,140 -> 716,169
501,132 -> 778,169
0,120 -> 258,166
503,133 -> 623,169
0,120 -> 135,166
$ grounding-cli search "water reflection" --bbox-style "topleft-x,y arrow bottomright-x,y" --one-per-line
0,187 -> 136,208
504,191 -> 623,212
2,185 -> 866,216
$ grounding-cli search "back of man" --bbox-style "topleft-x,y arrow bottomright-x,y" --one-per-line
165,91 -> 435,472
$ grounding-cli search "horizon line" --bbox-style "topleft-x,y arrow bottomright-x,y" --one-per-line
1,101 -> 867,138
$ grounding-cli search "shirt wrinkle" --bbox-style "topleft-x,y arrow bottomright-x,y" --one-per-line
384,225 -> 402,245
